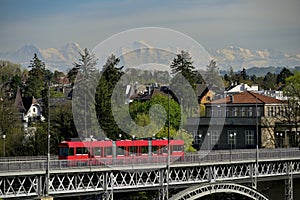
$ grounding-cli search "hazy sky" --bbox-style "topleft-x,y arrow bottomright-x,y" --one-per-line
0,0 -> 300,53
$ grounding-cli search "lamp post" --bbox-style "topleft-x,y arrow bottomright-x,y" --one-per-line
229,132 -> 236,162
207,132 -> 210,150
2,134 -> 5,157
198,134 -> 202,150
46,83 -> 51,196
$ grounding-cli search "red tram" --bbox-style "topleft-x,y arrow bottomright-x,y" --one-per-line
58,138 -> 184,165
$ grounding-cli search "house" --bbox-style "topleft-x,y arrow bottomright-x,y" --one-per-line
185,91 -> 287,150
14,89 -> 45,130
225,83 -> 259,96
195,84 -> 213,104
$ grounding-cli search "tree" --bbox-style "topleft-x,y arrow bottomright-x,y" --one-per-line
262,72 -> 277,90
205,60 -> 223,88
240,68 -> 248,80
24,54 -> 47,98
277,67 -> 293,85
170,50 -> 196,88
283,71 -> 300,146
0,94 -> 23,156
95,54 -> 124,139
50,101 -> 77,154
72,48 -> 99,139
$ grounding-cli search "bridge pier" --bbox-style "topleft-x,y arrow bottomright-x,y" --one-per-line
285,161 -> 293,200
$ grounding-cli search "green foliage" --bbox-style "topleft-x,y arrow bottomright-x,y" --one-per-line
73,48 -> 99,138
170,50 -> 196,88
50,101 -> 77,154
95,54 -> 124,139
206,60 -> 223,88
129,93 -> 195,151
277,67 -> 293,85
262,72 -> 277,90
156,127 -> 196,152
24,54 -> 48,98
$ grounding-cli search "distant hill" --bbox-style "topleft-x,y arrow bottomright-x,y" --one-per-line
220,66 -> 300,77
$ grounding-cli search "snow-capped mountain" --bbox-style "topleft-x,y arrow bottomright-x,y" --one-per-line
209,46 -> 300,70
0,42 -> 82,72
0,42 -> 299,72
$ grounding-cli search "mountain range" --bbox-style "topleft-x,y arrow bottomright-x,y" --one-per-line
0,42 -> 300,73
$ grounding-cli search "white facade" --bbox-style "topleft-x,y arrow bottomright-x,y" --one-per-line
225,83 -> 259,96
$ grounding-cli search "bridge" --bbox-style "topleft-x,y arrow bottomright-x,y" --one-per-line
0,148 -> 299,200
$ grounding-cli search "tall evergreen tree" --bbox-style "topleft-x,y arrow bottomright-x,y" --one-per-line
72,48 -> 99,139
277,67 -> 293,85
206,60 -> 223,88
95,54 -> 124,139
170,50 -> 196,88
24,53 -> 47,98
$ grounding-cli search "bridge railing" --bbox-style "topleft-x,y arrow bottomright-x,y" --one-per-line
0,148 -> 299,173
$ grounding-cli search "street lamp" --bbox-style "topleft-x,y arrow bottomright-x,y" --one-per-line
198,134 -> 202,150
207,132 -> 210,150
2,134 -> 6,157
229,132 -> 236,162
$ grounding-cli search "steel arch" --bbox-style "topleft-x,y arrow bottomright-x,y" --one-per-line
169,183 -> 269,200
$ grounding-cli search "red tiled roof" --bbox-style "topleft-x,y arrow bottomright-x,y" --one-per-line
209,91 -> 283,104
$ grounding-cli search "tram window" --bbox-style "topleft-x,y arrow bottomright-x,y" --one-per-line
172,145 -> 183,152
117,146 -> 125,156
152,146 -> 158,154
141,146 -> 148,154
76,147 -> 88,155
130,146 -> 136,155
69,148 -> 74,156
105,147 -> 112,156
93,147 -> 101,156
59,148 -> 68,156
162,146 -> 168,154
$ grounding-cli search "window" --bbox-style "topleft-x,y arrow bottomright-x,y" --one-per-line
172,145 -> 183,152
248,107 -> 253,117
104,147 -> 112,156
227,130 -> 237,145
241,107 -> 246,117
233,108 -> 238,117
76,147 -> 88,155
130,146 -> 136,155
141,146 -> 148,154
256,107 -> 262,117
152,146 -> 158,154
211,130 -> 220,145
193,130 -> 203,144
93,147 -> 101,156
245,130 -> 255,145
59,147 -> 74,156
226,108 -> 231,117
117,146 -> 125,156
33,107 -> 36,113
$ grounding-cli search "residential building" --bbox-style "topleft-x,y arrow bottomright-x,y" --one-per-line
185,91 -> 289,150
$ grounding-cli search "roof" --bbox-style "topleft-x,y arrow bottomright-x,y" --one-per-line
195,84 -> 209,98
209,91 -> 284,104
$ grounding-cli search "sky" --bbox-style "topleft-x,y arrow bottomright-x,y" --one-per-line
0,0 -> 300,53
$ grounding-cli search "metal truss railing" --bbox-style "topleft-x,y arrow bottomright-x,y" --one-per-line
0,149 -> 300,199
